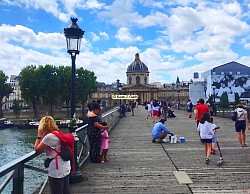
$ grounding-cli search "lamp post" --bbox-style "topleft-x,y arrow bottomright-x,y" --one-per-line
211,83 -> 216,116
64,17 -> 85,119
64,17 -> 84,184
116,79 -> 123,117
177,90 -> 180,110
211,83 -> 216,104
204,81 -> 207,101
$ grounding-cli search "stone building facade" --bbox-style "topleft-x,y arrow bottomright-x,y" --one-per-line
92,53 -> 190,108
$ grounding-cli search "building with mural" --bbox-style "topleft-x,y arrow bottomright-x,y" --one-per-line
201,61 -> 250,102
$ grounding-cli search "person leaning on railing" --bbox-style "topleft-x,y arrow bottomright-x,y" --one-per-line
34,116 -> 71,194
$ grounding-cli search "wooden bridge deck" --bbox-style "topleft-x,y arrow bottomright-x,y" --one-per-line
43,106 -> 250,194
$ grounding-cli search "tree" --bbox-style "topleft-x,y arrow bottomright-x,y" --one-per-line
234,92 -> 240,106
76,68 -> 97,117
19,65 -> 41,118
0,70 -> 13,118
57,66 -> 72,118
37,65 -> 59,116
12,99 -> 22,118
219,92 -> 229,117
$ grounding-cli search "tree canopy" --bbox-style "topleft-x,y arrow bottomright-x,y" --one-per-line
19,65 -> 97,118
0,70 -> 13,118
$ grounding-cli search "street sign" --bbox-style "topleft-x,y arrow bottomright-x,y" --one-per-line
112,95 -> 138,99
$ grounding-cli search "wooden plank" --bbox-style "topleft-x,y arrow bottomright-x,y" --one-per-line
173,171 -> 193,184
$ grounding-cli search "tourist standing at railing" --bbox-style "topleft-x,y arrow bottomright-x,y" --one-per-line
87,102 -> 109,163
34,116 -> 71,194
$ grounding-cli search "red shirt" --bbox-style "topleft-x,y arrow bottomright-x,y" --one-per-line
196,104 -> 210,121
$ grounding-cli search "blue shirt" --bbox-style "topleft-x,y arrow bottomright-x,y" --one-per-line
151,122 -> 171,139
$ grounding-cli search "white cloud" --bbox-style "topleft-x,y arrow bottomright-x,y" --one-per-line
115,27 -> 142,42
0,24 -> 65,50
90,32 -> 100,42
2,0 -> 105,23
98,0 -> 143,27
99,31 -> 109,40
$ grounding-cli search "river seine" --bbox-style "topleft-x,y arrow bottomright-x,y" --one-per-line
0,127 -> 46,194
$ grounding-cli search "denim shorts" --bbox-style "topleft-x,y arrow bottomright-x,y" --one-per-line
235,120 -> 246,132
212,136 -> 216,143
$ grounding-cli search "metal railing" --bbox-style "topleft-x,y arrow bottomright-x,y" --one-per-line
0,108 -> 120,194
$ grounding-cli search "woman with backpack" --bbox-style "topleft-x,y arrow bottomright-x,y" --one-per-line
233,103 -> 250,147
34,116 -> 71,194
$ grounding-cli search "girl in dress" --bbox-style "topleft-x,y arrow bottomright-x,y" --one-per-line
100,122 -> 110,163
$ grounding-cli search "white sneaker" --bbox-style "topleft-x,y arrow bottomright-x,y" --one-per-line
162,139 -> 167,143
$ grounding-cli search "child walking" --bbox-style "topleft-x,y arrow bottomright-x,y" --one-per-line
100,122 -> 110,163
210,117 -> 217,155
197,112 -> 214,164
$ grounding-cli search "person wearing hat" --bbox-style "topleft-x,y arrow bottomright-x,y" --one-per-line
151,119 -> 173,143
234,103 -> 250,147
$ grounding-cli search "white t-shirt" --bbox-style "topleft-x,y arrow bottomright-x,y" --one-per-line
197,121 -> 214,139
147,103 -> 152,111
42,133 -> 71,178
235,108 -> 247,121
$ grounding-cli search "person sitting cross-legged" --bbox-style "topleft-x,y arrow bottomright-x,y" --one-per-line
151,119 -> 173,143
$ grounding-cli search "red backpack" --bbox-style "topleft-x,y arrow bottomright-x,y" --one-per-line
50,131 -> 75,171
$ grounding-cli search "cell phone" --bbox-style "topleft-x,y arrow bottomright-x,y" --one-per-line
214,127 -> 220,130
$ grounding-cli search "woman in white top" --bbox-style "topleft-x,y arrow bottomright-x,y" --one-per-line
197,112 -> 215,164
234,103 -> 250,147
34,116 -> 71,194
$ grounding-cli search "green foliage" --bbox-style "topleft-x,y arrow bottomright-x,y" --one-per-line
56,66 -> 71,117
19,65 -> 40,118
234,93 -> 240,105
76,67 -> 97,116
18,64 -> 97,118
219,92 -> 229,108
12,99 -> 22,118
37,65 -> 59,116
0,70 -> 13,117
208,95 -> 214,106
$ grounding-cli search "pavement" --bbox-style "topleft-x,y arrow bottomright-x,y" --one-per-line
46,106 -> 250,194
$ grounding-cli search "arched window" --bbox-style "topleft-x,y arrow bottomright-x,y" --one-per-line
129,76 -> 132,85
136,76 -> 140,84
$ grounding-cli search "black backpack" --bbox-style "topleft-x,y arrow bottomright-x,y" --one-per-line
189,102 -> 193,108
231,111 -> 238,121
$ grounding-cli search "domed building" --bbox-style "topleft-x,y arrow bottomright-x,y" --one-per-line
123,53 -> 158,103
126,53 -> 149,85
91,53 -> 190,108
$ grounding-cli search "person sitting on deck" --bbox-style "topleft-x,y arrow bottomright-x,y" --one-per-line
151,119 -> 173,143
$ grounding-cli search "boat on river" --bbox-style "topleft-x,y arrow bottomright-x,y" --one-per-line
0,118 -> 15,129
16,119 -> 84,129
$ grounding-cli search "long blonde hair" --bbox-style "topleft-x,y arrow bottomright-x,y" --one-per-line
38,116 -> 59,136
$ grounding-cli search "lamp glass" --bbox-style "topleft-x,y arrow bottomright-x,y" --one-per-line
66,37 -> 82,53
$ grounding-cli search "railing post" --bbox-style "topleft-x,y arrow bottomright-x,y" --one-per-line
69,122 -> 82,184
12,164 -> 24,194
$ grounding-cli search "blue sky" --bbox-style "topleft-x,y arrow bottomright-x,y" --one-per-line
1,0 -> 250,84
